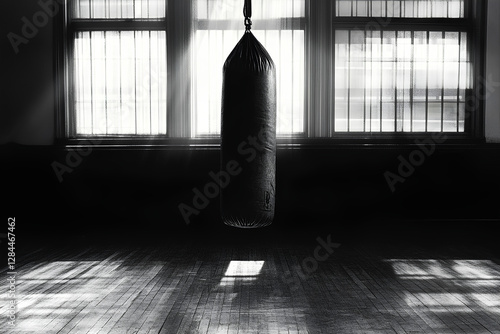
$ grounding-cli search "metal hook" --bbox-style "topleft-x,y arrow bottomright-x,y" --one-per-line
243,0 -> 252,31
244,17 -> 252,31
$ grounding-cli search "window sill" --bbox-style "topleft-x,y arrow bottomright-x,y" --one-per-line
51,133 -> 487,151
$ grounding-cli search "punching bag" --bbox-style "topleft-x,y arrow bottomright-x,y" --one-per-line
220,0 -> 276,228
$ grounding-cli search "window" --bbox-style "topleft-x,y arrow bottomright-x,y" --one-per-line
335,0 -> 464,18
194,0 -> 305,137
69,0 -> 167,136
333,0 -> 471,134
59,0 -> 485,141
335,30 -> 469,133
64,0 -> 304,138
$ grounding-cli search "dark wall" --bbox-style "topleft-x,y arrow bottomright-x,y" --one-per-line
0,0 -> 55,145
2,144 -> 500,245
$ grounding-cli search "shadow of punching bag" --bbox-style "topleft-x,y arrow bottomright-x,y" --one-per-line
220,0 -> 276,228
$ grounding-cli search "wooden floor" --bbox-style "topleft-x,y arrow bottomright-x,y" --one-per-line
2,234 -> 500,334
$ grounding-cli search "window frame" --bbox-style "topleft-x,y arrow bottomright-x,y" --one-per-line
306,0 -> 486,142
55,0 -> 488,146
56,0 -> 190,143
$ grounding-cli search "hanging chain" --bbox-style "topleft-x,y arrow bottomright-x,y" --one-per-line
243,0 -> 252,31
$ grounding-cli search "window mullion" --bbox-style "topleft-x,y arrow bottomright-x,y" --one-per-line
468,0 -> 487,138
308,0 -> 335,137
166,0 -> 192,138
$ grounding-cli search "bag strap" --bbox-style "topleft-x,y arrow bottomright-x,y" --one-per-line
243,0 -> 252,31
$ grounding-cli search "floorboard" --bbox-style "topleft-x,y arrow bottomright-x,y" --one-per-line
1,235 -> 500,334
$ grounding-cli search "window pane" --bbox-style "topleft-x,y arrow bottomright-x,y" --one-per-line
74,31 -> 167,135
336,0 -> 464,18
196,0 -> 305,20
74,0 -> 166,19
194,0 -> 305,137
335,30 -> 470,133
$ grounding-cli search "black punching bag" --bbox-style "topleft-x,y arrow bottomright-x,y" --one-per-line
220,0 -> 276,228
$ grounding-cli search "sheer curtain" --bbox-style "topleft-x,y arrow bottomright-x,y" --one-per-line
74,31 -> 167,135
69,0 -> 471,139
70,0 -> 305,138
73,0 -> 166,19
333,0 -> 470,133
334,30 -> 469,133
71,0 -> 167,136
303,0 -> 470,136
192,0 -> 306,137
336,0 -> 464,18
